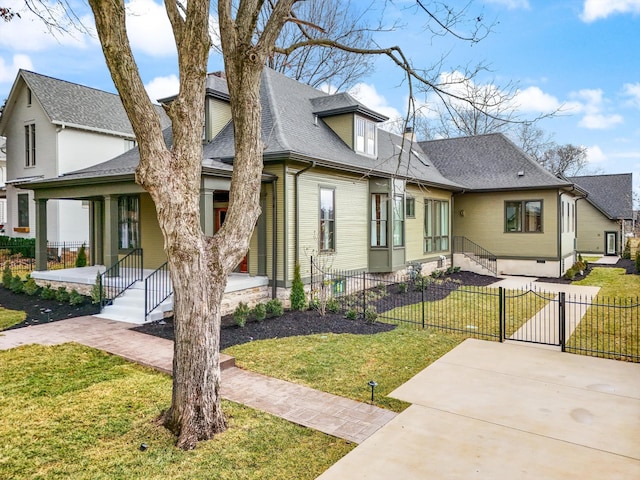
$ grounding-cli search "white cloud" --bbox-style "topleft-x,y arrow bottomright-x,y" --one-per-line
145,74 -> 179,103
569,88 -> 624,129
0,54 -> 34,83
348,83 -> 403,121
513,86 -> 562,113
579,113 -> 624,129
623,82 -> 640,108
581,0 -> 640,22
125,0 -> 176,57
485,0 -> 530,10
585,145 -> 607,163
0,0 -> 94,51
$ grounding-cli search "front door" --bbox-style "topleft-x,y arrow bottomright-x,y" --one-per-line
605,231 -> 617,255
215,207 -> 248,272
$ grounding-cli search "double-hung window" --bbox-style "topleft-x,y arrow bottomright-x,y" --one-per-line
424,199 -> 449,252
319,188 -> 335,251
17,193 -> 29,228
24,124 -> 36,167
371,193 -> 388,247
505,200 -> 542,233
355,116 -> 376,156
118,196 -> 140,249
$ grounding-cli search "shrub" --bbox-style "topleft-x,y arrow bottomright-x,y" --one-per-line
2,261 -> 12,287
308,297 -> 320,311
431,269 -> 443,279
345,309 -> 357,320
75,244 -> 88,267
266,299 -> 283,317
565,268 -> 577,281
364,306 -> 378,324
326,297 -> 340,314
636,251 -> 640,273
233,302 -> 250,327
69,289 -> 85,306
290,263 -> 306,311
55,286 -> 70,303
40,284 -> 56,300
91,272 -> 104,305
453,266 -> 461,273
622,240 -> 631,260
252,303 -> 267,322
397,282 -> 408,294
23,275 -> 40,296
9,275 -> 23,294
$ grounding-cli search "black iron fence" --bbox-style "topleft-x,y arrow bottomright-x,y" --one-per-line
0,241 -> 89,274
309,264 -> 639,363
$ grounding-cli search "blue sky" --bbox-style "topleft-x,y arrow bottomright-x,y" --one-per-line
0,0 -> 639,192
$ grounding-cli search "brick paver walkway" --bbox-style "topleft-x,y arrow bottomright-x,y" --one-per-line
0,316 -> 395,444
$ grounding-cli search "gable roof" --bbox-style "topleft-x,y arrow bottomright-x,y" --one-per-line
569,173 -> 633,219
419,133 -> 572,191
203,68 -> 460,189
0,70 -> 170,137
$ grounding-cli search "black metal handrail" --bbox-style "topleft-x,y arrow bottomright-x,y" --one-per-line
144,261 -> 173,319
99,248 -> 143,310
453,236 -> 497,276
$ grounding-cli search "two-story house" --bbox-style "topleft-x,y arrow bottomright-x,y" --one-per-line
0,70 -> 169,243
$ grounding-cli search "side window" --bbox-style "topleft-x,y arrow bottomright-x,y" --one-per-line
319,188 -> 335,251
371,193 -> 388,247
17,193 -> 29,228
118,196 -> 140,249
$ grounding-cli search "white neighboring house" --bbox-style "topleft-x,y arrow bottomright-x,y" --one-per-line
0,137 -> 6,231
0,70 -> 168,243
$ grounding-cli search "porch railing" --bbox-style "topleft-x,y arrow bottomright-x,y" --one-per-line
453,236 -> 497,276
99,248 -> 143,310
144,261 -> 173,319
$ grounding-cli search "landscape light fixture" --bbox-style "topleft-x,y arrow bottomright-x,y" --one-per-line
368,380 -> 378,404
44,308 -> 52,322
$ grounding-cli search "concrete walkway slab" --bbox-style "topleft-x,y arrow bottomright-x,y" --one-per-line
318,339 -> 640,479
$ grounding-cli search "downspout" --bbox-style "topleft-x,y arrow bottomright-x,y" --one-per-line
294,161 -> 316,266
271,178 -> 278,299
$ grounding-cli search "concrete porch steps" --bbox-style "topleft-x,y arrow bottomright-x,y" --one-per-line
95,281 -> 173,324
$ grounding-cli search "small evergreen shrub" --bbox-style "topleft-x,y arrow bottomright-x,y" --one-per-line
453,266 -> 461,273
622,240 -> 631,260
326,297 -> 340,314
75,244 -> 87,267
233,302 -> 250,327
364,306 -> 378,324
23,275 -> 40,296
565,268 -> 577,281
91,272 -> 104,304
252,303 -> 267,322
431,269 -> 443,279
69,289 -> 85,306
2,261 -> 12,287
266,299 -> 283,317
308,297 -> 320,311
397,282 -> 408,294
290,263 -> 306,311
636,251 -> 640,273
9,275 -> 23,294
55,286 -> 70,303
345,309 -> 357,320
40,284 -> 56,300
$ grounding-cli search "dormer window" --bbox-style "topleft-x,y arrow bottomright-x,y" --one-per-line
27,87 -> 32,106
355,116 -> 376,156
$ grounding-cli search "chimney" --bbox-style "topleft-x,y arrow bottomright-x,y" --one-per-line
403,126 -> 416,142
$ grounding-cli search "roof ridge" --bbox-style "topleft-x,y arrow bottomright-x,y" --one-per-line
261,69 -> 291,152
20,69 -> 120,98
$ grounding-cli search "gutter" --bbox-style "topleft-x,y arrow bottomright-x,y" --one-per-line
294,160 -> 316,265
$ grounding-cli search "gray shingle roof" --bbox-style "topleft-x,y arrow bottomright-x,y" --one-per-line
569,173 -> 633,219
19,70 -> 170,136
419,133 -> 572,191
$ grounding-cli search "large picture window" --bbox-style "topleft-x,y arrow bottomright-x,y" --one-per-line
17,193 -> 29,228
355,116 -> 376,156
424,199 -> 449,253
24,124 -> 36,167
319,188 -> 335,251
118,196 -> 140,249
371,193 -> 388,247
505,200 -> 542,233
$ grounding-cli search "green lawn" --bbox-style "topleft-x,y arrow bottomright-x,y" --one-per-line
0,306 -> 26,330
569,267 -> 639,361
0,344 -> 353,480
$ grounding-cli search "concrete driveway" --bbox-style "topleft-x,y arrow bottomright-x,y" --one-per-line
318,339 -> 640,479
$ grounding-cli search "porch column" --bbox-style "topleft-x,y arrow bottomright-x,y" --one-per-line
34,199 -> 48,271
89,200 -> 104,266
103,195 -> 119,269
200,188 -> 214,236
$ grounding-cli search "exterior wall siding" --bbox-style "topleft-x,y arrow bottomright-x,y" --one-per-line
453,190 -> 559,259
322,114 -> 353,148
575,201 -> 619,254
206,97 -> 232,140
140,193 -> 166,269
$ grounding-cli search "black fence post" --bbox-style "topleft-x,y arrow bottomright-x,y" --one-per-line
559,292 -> 566,352
499,287 -> 504,342
421,280 -> 425,329
362,271 -> 366,316
310,256 -> 314,296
